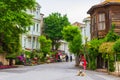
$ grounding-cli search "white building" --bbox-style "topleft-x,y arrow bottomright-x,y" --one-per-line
72,22 -> 85,44
58,40 -> 75,60
73,18 -> 91,44
21,3 -> 42,50
82,17 -> 91,44
59,40 -> 69,54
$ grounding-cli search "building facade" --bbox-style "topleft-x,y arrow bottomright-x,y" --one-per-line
87,0 -> 120,39
40,13 -> 44,35
83,17 -> 91,43
21,3 -> 42,50
87,0 -> 120,69
59,40 -> 69,54
72,22 -> 86,44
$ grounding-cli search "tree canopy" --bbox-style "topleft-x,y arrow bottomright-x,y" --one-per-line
113,39 -> 120,53
43,12 -> 70,50
62,25 -> 80,42
62,25 -> 82,55
69,34 -> 82,55
38,35 -> 52,54
105,24 -> 120,42
62,25 -> 82,66
0,0 -> 36,54
88,39 -> 105,55
0,0 -> 36,32
99,42 -> 114,54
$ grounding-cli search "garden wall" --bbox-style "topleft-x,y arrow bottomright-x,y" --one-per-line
115,62 -> 120,72
0,54 -> 9,65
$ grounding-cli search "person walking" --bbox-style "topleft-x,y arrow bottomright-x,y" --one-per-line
70,55 -> 72,62
65,54 -> 69,62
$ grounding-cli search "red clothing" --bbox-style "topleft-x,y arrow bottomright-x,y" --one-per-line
55,53 -> 58,60
83,59 -> 87,66
81,56 -> 85,60
83,59 -> 87,70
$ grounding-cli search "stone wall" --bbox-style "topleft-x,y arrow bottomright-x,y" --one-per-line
0,54 -> 9,65
115,61 -> 120,72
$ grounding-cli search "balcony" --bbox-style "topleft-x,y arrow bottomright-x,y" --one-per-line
26,31 -> 40,37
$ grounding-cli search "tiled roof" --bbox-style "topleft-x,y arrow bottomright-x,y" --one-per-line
105,0 -> 120,2
87,0 -> 120,14
101,0 -> 120,4
72,22 -> 85,28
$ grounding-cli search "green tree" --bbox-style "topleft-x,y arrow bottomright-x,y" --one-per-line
99,42 -> 114,54
113,39 -> 120,61
0,0 -> 36,55
69,34 -> 82,56
62,25 -> 82,66
105,24 -> 120,42
100,24 -> 120,72
62,25 -> 80,42
99,42 -> 115,72
38,35 -> 52,59
43,12 -> 70,50
113,39 -> 120,53
69,34 -> 82,66
88,39 -> 105,70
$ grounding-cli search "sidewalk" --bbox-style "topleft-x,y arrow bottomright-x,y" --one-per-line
96,69 -> 120,77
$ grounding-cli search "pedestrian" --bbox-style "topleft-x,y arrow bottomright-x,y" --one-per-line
55,53 -> 58,62
70,55 -> 72,62
65,54 -> 69,62
58,54 -> 61,62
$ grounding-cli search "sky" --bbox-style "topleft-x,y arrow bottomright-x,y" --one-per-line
36,0 -> 104,23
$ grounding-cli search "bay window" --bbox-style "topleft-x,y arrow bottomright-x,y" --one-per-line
98,13 -> 105,30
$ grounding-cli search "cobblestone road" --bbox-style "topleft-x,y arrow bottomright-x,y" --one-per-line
0,62 -> 120,80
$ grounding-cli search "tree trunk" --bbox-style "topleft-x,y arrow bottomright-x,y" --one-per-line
87,54 -> 90,69
9,59 -> 13,66
75,55 -> 80,67
103,59 -> 105,68
52,41 -> 55,50
0,33 -> 4,50
108,55 -> 110,74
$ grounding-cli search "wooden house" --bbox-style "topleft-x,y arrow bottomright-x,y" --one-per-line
87,0 -> 120,39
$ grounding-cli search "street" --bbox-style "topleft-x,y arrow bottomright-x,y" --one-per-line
0,62 -> 120,80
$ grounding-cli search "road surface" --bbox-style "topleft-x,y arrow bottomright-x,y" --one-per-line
0,62 -> 119,80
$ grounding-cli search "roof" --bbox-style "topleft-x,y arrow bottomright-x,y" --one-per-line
72,22 -> 84,25
72,22 -> 85,28
36,2 -> 41,8
83,16 -> 91,22
87,0 -> 120,14
105,0 -> 120,2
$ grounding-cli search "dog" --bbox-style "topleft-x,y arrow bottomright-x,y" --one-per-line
77,70 -> 86,76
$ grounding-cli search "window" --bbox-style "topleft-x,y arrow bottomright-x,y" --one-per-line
24,37 -> 26,48
28,26 -> 31,31
36,24 -> 39,32
33,24 -> 35,31
36,38 -> 38,48
98,13 -> 105,30
91,16 -> 96,32
30,10 -> 32,13
28,37 -> 31,45
36,11 -> 39,15
91,17 -> 94,32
